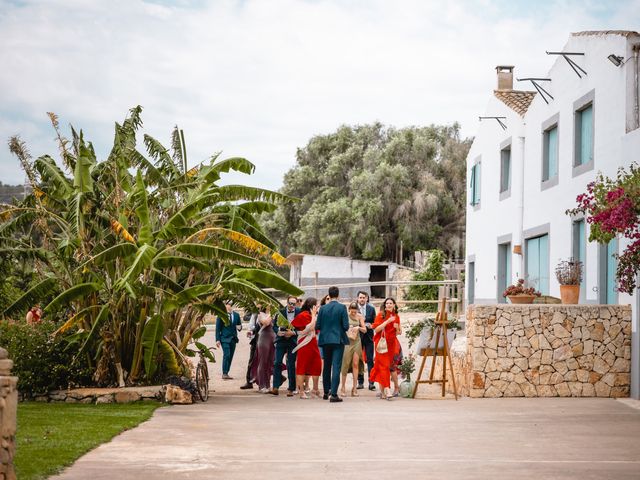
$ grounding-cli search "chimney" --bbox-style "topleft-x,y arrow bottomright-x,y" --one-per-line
496,65 -> 514,91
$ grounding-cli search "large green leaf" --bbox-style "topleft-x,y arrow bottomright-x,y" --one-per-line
77,304 -> 110,357
34,155 -> 72,195
176,243 -> 263,267
3,277 -> 58,316
233,268 -> 303,296
83,243 -> 138,268
133,171 -> 153,245
215,185 -> 293,204
73,139 -> 95,193
44,282 -> 101,315
115,244 -> 158,291
153,255 -> 211,273
142,314 -> 164,378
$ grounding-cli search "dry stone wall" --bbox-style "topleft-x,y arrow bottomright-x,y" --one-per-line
0,348 -> 16,480
467,305 -> 631,398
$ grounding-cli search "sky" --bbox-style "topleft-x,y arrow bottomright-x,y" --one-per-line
0,0 -> 638,189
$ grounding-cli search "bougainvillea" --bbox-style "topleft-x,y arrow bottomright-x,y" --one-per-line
568,164 -> 640,294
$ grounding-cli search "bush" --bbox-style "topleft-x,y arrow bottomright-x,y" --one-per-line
406,250 -> 445,312
0,321 -> 92,398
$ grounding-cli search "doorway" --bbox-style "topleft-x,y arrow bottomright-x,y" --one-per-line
369,265 -> 387,298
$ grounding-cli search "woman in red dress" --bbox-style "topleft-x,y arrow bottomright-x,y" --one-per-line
291,298 -> 322,399
369,297 -> 402,400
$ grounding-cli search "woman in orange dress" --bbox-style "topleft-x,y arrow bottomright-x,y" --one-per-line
369,297 -> 402,400
291,298 -> 322,399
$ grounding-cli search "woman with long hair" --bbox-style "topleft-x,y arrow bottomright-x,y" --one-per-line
369,297 -> 402,400
291,298 -> 322,399
250,305 -> 276,393
340,302 -> 367,397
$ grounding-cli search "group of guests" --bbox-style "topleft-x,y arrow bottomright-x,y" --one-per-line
215,287 -> 404,402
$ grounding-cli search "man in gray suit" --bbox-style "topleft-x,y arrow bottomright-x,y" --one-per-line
316,286 -> 349,403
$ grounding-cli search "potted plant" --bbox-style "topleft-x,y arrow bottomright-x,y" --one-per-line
503,279 -> 541,304
397,353 -> 416,398
555,258 -> 583,304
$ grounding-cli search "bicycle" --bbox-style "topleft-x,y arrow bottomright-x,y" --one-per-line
195,345 -> 216,402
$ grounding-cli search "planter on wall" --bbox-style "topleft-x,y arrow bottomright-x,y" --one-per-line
507,294 -> 536,304
559,285 -> 580,304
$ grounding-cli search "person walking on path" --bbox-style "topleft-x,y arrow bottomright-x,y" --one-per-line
216,301 -> 242,380
370,297 -> 402,400
240,307 -> 260,390
271,296 -> 300,396
340,302 -> 367,397
251,306 -> 276,393
316,286 -> 349,403
356,291 -> 377,390
291,298 -> 322,399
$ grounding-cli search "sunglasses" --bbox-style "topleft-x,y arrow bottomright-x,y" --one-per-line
288,301 -> 296,306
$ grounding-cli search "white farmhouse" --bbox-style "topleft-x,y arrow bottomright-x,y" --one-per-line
465,31 -> 640,397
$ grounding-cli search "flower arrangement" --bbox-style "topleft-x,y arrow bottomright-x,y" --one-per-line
502,278 -> 541,298
397,353 -> 416,381
555,258 -> 583,285
404,316 -> 459,348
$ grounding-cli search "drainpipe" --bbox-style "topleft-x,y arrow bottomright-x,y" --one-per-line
634,45 -> 639,130
513,132 -> 526,280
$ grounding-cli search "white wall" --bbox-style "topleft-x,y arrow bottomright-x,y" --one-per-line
467,32 -> 640,305
298,254 -> 398,279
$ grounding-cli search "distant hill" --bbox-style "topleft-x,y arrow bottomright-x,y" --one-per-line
0,183 -> 29,203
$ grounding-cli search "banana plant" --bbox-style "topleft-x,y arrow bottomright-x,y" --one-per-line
1,107 -> 302,386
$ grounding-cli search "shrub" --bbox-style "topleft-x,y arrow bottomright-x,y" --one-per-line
406,250 -> 445,311
0,321 -> 92,398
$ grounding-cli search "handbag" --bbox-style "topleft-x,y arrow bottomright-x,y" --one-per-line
347,326 -> 359,341
376,331 -> 388,354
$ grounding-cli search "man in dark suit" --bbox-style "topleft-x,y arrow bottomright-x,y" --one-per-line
355,291 -> 377,390
270,296 -> 300,396
215,301 -> 242,380
316,286 -> 349,403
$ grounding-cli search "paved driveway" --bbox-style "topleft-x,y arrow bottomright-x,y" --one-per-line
53,321 -> 640,479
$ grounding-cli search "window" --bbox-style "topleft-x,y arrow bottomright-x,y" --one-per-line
572,219 -> 586,298
526,234 -> 549,295
543,125 -> 558,182
500,146 -> 511,194
497,242 -> 511,303
470,162 -> 481,206
599,238 -> 618,304
575,105 -> 593,166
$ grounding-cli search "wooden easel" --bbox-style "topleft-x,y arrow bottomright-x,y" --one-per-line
411,297 -> 458,400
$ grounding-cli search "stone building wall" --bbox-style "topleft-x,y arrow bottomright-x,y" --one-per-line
0,348 -> 17,480
467,305 -> 631,398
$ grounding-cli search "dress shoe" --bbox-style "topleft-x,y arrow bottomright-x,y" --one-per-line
268,388 -> 279,396
329,395 -> 343,403
356,384 -> 364,390
222,374 -> 233,380
322,393 -> 329,400
240,383 -> 253,390
368,383 -> 376,391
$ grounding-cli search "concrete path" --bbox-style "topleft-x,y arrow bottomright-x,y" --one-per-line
52,320 -> 640,479
53,395 -> 640,479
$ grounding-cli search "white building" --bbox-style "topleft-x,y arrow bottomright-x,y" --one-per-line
286,253 -> 399,299
465,31 -> 640,397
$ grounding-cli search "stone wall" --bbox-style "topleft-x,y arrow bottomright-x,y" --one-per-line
0,348 -> 17,480
35,386 -> 165,404
467,305 -> 631,398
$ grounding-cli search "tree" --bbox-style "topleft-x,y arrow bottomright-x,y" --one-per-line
0,107 -> 302,386
260,123 -> 470,261
568,164 -> 640,294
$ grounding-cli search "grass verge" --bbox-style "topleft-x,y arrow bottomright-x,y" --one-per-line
16,402 -> 162,480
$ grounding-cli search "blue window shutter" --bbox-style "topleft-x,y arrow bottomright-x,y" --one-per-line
580,106 -> 593,165
606,238 -> 618,303
547,127 -> 558,178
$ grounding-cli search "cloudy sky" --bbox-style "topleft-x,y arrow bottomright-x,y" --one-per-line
0,0 -> 638,189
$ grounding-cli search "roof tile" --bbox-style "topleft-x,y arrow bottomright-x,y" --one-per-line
493,90 -> 537,117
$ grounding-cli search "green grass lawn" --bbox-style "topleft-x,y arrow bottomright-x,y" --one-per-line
16,402 -> 163,480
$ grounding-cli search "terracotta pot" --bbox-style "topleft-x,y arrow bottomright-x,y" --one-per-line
559,285 -> 580,304
507,294 -> 536,304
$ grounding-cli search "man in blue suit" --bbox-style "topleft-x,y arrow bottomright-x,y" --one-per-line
216,301 -> 242,380
356,291 -> 377,390
316,286 -> 349,403
270,296 -> 300,396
